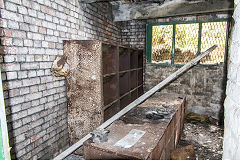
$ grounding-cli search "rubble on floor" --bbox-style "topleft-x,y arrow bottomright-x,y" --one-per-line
171,145 -> 196,160
178,119 -> 224,160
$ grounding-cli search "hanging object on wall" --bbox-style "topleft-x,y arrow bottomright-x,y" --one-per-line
51,56 -> 69,77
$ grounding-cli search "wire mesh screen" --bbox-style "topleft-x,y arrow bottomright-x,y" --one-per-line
150,20 -> 228,65
175,23 -> 199,64
152,25 -> 173,64
200,21 -> 227,64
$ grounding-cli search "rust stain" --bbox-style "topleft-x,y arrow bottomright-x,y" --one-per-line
64,40 -> 104,153
103,20 -> 108,27
83,93 -> 186,159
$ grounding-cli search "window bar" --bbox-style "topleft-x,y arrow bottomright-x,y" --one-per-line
197,22 -> 203,56
224,20 -> 230,64
171,24 -> 176,64
146,24 -> 153,63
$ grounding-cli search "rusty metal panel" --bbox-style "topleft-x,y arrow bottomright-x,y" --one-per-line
138,85 -> 144,97
119,72 -> 130,97
103,75 -> 118,106
131,89 -> 138,102
138,50 -> 143,68
119,47 -> 130,71
64,40 -> 103,147
84,93 -> 185,159
138,69 -> 143,86
120,94 -> 131,110
84,143 -> 125,159
130,71 -> 137,90
104,101 -> 120,121
102,44 -> 118,75
130,49 -> 138,69
151,130 -> 166,160
63,40 -> 144,156
84,120 -> 167,159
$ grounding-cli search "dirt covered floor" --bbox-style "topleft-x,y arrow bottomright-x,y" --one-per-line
178,120 -> 224,160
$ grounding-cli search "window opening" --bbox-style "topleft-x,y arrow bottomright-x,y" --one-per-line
146,19 -> 229,65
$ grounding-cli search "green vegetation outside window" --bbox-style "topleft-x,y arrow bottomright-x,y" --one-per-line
146,19 -> 230,65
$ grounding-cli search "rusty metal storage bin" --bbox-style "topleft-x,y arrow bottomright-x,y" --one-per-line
83,93 -> 185,159
64,40 -> 144,151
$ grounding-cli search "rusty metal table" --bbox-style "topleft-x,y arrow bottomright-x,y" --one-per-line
83,93 -> 185,160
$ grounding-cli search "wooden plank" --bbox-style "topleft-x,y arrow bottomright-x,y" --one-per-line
53,45 -> 217,160
0,69 -> 11,160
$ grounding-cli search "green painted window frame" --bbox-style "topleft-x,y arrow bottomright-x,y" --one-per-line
146,18 -> 231,65
0,68 -> 11,160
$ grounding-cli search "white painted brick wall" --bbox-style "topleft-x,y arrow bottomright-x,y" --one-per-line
0,0 -> 121,159
223,0 -> 240,159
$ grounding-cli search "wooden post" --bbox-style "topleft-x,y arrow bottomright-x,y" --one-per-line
53,45 -> 217,160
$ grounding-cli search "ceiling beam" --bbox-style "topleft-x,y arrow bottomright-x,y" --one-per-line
112,0 -> 234,21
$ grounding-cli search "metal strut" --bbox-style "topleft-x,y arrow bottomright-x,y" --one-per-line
54,45 -> 217,160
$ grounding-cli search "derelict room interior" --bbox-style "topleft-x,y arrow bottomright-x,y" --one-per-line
0,0 -> 239,160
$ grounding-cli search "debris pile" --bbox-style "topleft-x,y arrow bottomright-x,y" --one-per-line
178,119 -> 224,159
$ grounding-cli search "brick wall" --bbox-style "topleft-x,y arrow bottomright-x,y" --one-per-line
145,64 -> 226,120
0,0 -> 121,159
121,13 -> 230,50
223,0 -> 240,158
121,13 -> 230,120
